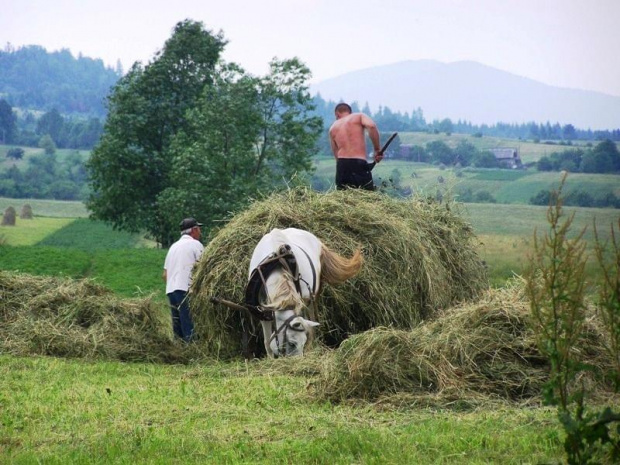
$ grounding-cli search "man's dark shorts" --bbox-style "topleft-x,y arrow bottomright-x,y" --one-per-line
336,158 -> 375,191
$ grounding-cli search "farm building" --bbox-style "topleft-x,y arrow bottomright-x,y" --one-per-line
489,147 -> 523,168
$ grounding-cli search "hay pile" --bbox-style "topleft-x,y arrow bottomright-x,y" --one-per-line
20,204 -> 33,219
311,280 -> 613,405
2,206 -> 16,226
0,271 -> 194,363
191,188 -> 488,358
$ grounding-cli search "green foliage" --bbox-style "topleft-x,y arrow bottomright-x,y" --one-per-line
0,150 -> 89,200
36,108 -> 64,142
594,219 -> 620,389
38,134 -> 56,155
0,44 -> 119,116
472,151 -> 499,168
87,20 -> 227,246
426,140 -> 454,165
159,58 -> 321,244
525,174 -> 620,463
530,188 -> 619,209
6,147 -> 24,160
0,98 -> 17,143
88,21 -> 321,246
538,140 -> 620,174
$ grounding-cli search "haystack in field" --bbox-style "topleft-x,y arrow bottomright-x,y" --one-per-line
311,280 -> 613,404
20,204 -> 33,219
1,206 -> 16,226
0,271 -> 193,363
191,188 -> 488,358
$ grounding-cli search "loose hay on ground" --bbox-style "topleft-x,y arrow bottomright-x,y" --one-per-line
310,279 -> 613,404
0,271 -> 200,363
191,188 -> 488,358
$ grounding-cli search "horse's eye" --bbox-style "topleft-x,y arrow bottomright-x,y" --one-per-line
290,321 -> 304,331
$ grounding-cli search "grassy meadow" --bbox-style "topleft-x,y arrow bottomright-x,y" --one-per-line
314,158 -> 620,205
0,210 -> 164,298
0,355 -> 565,464
396,132 -> 599,164
1,177 -> 618,462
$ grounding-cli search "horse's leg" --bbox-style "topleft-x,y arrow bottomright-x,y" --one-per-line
260,320 -> 274,357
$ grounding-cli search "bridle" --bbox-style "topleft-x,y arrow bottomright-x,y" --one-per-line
269,312 -> 306,357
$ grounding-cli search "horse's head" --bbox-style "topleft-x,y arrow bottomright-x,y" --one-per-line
269,309 -> 319,357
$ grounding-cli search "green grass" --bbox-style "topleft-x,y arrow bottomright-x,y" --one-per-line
462,203 -> 619,240
0,217 -> 76,246
462,203 -> 618,286
0,197 -> 88,218
396,132 -> 605,164
0,355 -> 564,464
89,249 -> 167,297
0,246 -> 166,298
0,245 -> 92,278
38,218 -> 156,250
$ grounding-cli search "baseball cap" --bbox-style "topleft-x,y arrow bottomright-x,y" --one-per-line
179,217 -> 203,230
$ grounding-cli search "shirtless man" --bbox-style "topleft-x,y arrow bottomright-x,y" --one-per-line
329,102 -> 383,190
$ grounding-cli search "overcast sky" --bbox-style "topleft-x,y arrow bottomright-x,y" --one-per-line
2,0 -> 619,96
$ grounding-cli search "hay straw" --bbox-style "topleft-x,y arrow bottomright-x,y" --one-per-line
0,271 -> 201,363
191,187 -> 488,358
310,279 -> 613,404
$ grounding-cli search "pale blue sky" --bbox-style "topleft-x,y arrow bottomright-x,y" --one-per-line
2,0 -> 619,96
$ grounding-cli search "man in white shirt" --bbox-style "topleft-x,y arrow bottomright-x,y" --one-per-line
162,217 -> 204,342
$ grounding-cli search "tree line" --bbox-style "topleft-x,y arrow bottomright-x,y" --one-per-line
0,44 -> 120,117
0,100 -> 103,149
536,140 -> 620,174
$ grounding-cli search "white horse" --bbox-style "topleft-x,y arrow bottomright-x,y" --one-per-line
248,227 -> 362,357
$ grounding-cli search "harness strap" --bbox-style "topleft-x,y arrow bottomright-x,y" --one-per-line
270,313 -> 305,356
293,244 -> 317,295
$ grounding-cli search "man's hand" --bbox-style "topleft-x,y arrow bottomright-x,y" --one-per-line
374,150 -> 384,163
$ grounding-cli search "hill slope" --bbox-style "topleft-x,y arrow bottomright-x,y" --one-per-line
0,45 -> 120,116
311,60 -> 620,130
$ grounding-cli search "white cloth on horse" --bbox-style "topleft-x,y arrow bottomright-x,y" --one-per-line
248,228 -> 322,303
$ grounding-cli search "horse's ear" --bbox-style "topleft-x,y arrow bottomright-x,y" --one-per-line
302,318 -> 320,328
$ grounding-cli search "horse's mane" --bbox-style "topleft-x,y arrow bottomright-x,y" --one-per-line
261,228 -> 305,313
263,270 -> 305,313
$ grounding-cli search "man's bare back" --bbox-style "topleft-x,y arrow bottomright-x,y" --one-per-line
329,112 -> 382,162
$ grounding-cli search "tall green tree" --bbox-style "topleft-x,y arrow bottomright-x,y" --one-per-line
87,20 -> 226,244
36,108 -> 64,144
156,59 -> 322,244
0,99 -> 17,144
252,58 -> 322,182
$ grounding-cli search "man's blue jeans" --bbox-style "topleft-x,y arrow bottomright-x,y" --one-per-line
167,290 -> 194,343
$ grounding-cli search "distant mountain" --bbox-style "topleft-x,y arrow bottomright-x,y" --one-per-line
0,45 -> 120,117
310,60 -> 620,130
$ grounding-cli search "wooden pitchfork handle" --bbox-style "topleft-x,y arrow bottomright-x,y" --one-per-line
368,132 -> 398,171
210,296 -> 248,312
210,296 -> 274,321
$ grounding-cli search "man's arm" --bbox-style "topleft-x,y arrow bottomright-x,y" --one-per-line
361,114 -> 382,162
329,129 -> 339,159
